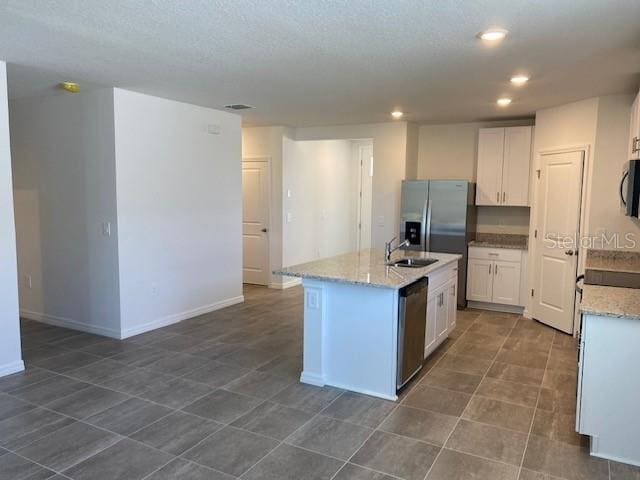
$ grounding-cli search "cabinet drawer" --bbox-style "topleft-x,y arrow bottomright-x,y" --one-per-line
468,246 -> 522,263
427,262 -> 458,291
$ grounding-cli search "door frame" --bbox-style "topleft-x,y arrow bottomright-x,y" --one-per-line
241,157 -> 271,286
526,144 -> 592,336
354,141 -> 373,250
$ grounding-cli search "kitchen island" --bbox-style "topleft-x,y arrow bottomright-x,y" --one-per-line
274,249 -> 461,400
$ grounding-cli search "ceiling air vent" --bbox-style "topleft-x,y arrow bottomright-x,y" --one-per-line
224,104 -> 253,110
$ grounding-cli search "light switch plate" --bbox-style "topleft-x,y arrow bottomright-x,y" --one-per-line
306,290 -> 320,309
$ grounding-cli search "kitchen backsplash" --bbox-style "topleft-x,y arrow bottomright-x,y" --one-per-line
476,206 -> 530,235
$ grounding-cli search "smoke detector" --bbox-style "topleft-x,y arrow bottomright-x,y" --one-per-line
224,104 -> 253,110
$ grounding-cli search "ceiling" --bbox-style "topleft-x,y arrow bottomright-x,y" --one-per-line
1,0 -> 639,127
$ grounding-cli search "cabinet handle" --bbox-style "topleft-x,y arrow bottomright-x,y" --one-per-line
489,264 -> 492,275
496,192 -> 500,203
495,264 -> 498,274
633,137 -> 640,154
503,192 -> 506,203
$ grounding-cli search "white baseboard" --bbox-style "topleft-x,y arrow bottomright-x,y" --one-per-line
120,295 -> 245,339
269,278 -> 301,290
20,309 -> 121,339
300,371 -> 325,387
0,360 -> 25,377
467,301 -> 525,315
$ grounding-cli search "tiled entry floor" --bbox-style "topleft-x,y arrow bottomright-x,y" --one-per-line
1,285 -> 638,480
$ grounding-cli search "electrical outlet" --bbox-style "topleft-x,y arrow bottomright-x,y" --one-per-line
102,221 -> 111,237
377,215 -> 385,227
151,283 -> 158,297
286,212 -> 293,223
24,274 -> 32,289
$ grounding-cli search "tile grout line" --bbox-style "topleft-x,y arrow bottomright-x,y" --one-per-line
327,310 -> 481,480
236,388 -> 350,479
515,326 -> 555,480
420,311 -> 521,480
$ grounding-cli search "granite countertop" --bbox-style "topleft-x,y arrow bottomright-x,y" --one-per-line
273,248 -> 461,290
468,233 -> 528,250
580,284 -> 640,320
585,249 -> 640,274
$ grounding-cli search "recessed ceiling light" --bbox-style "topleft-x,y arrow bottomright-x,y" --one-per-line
478,28 -> 508,42
497,97 -> 512,107
391,110 -> 403,119
59,81 -> 80,93
510,75 -> 529,85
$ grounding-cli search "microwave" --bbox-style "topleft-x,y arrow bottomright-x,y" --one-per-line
622,159 -> 640,217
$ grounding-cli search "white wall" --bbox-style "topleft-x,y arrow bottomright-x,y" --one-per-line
0,61 -> 23,376
113,89 -> 242,336
295,122 -> 408,248
590,95 -> 640,249
417,119 -> 534,234
282,139 -> 359,266
10,88 -> 121,337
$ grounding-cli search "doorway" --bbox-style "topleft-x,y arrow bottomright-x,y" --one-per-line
356,142 -> 373,250
242,158 -> 270,285
531,149 -> 585,333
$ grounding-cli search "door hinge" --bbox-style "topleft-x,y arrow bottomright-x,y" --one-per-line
536,169 -> 541,179
531,288 -> 535,297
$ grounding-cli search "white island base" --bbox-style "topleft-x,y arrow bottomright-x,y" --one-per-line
288,253 -> 459,401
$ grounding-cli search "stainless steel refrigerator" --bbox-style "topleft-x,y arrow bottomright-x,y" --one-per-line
400,180 -> 476,308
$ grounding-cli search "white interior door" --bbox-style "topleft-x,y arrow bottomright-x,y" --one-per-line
532,150 -> 584,333
242,160 -> 270,285
357,144 -> 373,250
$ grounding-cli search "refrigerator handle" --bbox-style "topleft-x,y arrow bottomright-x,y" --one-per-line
425,198 -> 432,252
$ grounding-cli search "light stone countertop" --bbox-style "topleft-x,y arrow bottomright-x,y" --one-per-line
585,249 -> 640,274
580,284 -> 640,320
273,249 -> 461,290
468,233 -> 528,251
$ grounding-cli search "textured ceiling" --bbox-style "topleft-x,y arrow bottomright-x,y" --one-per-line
1,0 -> 639,126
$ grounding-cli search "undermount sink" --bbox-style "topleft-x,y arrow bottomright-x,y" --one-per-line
388,258 -> 439,268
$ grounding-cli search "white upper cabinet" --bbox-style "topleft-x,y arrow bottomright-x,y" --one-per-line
630,90 -> 640,160
477,126 -> 533,206
476,128 -> 504,205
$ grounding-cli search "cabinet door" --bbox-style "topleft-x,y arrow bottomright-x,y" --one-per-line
502,127 -> 532,206
447,278 -> 457,333
492,260 -> 522,306
424,288 -> 438,358
630,92 -> 640,160
466,258 -> 493,302
436,288 -> 448,343
476,128 -> 504,206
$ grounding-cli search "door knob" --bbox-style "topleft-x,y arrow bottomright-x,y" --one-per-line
564,249 -> 574,256
261,228 -> 268,233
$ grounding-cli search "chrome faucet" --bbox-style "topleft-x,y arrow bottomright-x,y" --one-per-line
384,237 -> 410,262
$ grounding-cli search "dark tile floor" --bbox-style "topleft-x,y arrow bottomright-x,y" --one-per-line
1,285 -> 638,479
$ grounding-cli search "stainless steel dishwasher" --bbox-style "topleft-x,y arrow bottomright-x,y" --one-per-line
396,277 -> 428,389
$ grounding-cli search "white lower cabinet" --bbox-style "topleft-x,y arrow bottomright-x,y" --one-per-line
425,264 -> 457,359
577,313 -> 640,465
466,247 -> 523,307
491,260 -> 521,305
466,259 -> 493,302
